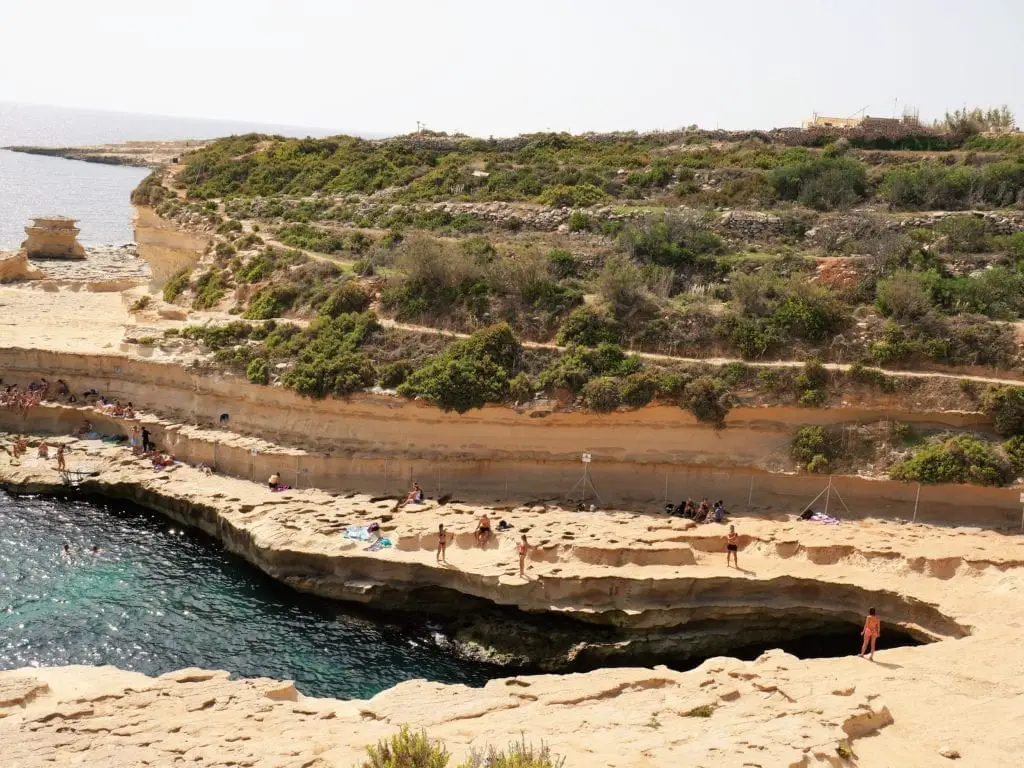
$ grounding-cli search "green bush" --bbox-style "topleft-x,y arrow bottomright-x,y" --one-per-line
681,375 -> 731,427
583,377 -> 623,412
620,371 -> 659,408
130,171 -> 168,206
875,271 -> 934,320
277,222 -> 347,253
981,386 -> 1024,436
192,269 -> 228,310
936,215 -> 990,253
398,324 -> 521,413
537,183 -> 608,207
769,157 -> 866,210
1004,436 -> 1024,474
246,357 -> 270,385
567,211 -> 594,232
320,281 -> 372,318
244,285 -> 299,319
357,726 -> 449,768
556,306 -> 620,346
163,268 -> 191,303
130,295 -> 152,312
181,321 -> 254,350
217,219 -> 243,235
547,249 -> 579,279
881,161 -> 1024,210
620,215 -> 726,272
538,343 -> 641,393
508,372 -> 534,404
791,425 -> 837,471
890,436 -> 1014,486
378,360 -> 413,389
282,313 -> 379,399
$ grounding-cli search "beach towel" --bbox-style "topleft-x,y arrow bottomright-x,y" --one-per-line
367,537 -> 392,552
345,526 -> 370,541
809,512 -> 841,524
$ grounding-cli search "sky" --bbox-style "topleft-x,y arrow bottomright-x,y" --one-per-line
1,0 -> 1021,137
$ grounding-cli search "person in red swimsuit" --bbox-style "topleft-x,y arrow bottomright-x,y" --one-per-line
860,607 -> 881,660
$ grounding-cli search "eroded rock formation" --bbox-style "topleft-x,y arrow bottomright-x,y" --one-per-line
20,216 -> 86,259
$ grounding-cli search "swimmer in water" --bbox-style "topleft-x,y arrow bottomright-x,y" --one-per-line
91,544 -> 101,556
61,542 -> 73,560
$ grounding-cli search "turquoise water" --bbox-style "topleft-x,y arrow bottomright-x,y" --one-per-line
0,492 -> 504,699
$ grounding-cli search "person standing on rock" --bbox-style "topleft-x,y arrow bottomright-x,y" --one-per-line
56,444 -> 67,471
860,608 -> 881,661
436,523 -> 451,564
517,534 -> 530,578
726,525 -> 739,568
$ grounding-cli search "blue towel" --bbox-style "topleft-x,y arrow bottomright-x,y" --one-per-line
345,526 -> 370,541
367,537 -> 392,551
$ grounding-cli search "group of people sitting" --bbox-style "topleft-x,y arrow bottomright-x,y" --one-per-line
5,435 -> 68,470
666,497 -> 727,523
1,384 -> 42,413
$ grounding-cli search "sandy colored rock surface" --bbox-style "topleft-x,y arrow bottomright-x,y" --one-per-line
2,433 -> 1024,764
0,251 -> 44,283
4,139 -> 208,168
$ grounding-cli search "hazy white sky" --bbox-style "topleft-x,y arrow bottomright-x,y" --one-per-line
1,0 -> 1020,136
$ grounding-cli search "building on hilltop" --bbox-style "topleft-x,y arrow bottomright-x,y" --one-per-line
20,216 -> 86,260
803,108 -> 921,131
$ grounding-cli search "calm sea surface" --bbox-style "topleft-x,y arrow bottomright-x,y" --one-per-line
0,492 -> 503,698
0,102 -> 339,249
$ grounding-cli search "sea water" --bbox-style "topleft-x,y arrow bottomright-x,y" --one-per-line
0,101 -> 343,249
0,492 -> 502,698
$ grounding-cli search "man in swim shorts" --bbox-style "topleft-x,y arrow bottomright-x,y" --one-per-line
726,524 -> 739,568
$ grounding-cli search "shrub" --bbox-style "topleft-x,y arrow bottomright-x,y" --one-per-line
683,704 -> 716,718
163,268 -> 191,303
131,172 -> 168,206
192,269 -> 228,310
875,271 -> 934,320
620,215 -> 726,272
538,343 -> 641,393
246,357 -> 270,385
460,736 -> 566,768
980,386 -> 1024,436
130,295 -> 152,312
181,321 -> 254,350
277,222 -> 346,253
282,314 -> 379,399
769,157 -> 866,211
936,215 -> 989,253
620,372 -> 659,408
582,377 -> 622,412
379,361 -> 413,389
357,726 -> 449,768
547,249 -> 578,279
890,436 -> 1014,486
398,324 -> 521,413
681,375 -> 731,427
217,219 -> 243,235
508,372 -> 534,404
1004,436 -> 1024,474
244,285 -> 299,319
567,211 -> 594,232
537,183 -> 608,207
319,281 -> 372,318
791,425 -> 837,471
556,306 -> 620,346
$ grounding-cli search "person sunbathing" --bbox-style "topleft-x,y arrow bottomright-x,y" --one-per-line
268,472 -> 281,491
37,440 -> 49,459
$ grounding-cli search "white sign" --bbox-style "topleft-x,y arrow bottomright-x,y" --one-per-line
582,453 -> 592,464
1019,492 -> 1024,504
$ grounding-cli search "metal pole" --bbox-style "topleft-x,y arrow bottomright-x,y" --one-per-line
664,474 -> 669,507
437,464 -> 441,498
747,476 -> 754,507
824,477 -> 832,517
912,483 -> 921,524
383,459 -> 388,496
295,455 -> 300,489
505,469 -> 509,500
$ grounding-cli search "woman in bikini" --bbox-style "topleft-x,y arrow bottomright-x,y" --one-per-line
517,534 -> 529,578
726,525 -> 739,568
860,607 -> 881,660
436,523 -> 451,563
